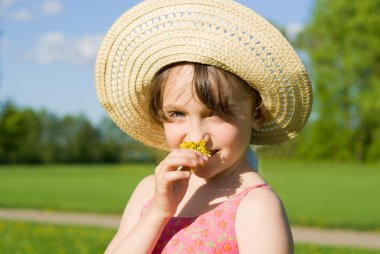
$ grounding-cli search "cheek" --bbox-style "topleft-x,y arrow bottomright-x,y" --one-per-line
163,123 -> 183,149
212,124 -> 234,145
216,122 -> 252,148
216,125 -> 238,141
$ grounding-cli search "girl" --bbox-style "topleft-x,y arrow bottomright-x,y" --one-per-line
94,0 -> 312,253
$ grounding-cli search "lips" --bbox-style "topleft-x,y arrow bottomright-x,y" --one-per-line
210,150 -> 219,156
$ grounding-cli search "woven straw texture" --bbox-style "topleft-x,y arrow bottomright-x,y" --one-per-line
94,0 -> 313,150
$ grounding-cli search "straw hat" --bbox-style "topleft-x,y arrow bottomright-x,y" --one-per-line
94,0 -> 312,150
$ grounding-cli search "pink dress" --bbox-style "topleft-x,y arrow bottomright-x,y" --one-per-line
141,184 -> 269,253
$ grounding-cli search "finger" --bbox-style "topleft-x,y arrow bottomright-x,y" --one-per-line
172,149 -> 208,164
164,170 -> 191,182
157,156 -> 199,173
157,171 -> 191,194
173,148 -> 209,162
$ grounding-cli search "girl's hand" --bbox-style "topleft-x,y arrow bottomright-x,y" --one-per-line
152,149 -> 208,218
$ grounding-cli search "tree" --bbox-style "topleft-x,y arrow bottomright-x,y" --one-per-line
98,117 -> 159,163
0,102 -> 59,163
0,102 -> 26,163
0,101 -> 159,164
297,0 -> 380,162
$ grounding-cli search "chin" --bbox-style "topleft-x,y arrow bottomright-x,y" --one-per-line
193,162 -> 224,179
192,166 -> 215,179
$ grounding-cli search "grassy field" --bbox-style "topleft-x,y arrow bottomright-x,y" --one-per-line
295,243 -> 380,254
0,220 -> 379,254
0,164 -> 151,213
259,160 -> 380,231
0,219 -> 114,254
0,160 -> 379,231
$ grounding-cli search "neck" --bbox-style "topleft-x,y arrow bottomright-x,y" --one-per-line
204,156 -> 254,188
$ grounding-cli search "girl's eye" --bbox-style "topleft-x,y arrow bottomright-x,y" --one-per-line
168,111 -> 184,118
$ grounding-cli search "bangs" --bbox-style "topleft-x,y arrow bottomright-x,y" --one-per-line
149,62 -> 261,123
192,64 -> 259,119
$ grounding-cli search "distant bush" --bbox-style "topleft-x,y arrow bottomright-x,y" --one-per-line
0,101 -> 159,164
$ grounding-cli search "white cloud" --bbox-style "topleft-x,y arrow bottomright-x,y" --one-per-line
0,0 -> 22,19
23,31 -> 103,65
11,8 -> 33,21
2,0 -> 21,8
75,35 -> 104,60
2,0 -> 63,22
42,0 -> 63,15
285,22 -> 305,41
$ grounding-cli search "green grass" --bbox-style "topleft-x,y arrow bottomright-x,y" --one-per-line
259,160 -> 380,231
0,164 -> 152,213
0,161 -> 379,231
0,219 -> 378,254
0,220 -> 115,254
295,243 -> 380,254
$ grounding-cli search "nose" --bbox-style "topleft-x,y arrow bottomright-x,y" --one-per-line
185,119 -> 209,143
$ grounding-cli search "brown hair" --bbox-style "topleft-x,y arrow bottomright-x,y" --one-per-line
149,62 -> 262,124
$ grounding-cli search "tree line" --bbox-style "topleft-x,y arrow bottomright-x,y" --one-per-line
292,0 -> 380,163
0,101 -> 158,164
256,0 -> 380,163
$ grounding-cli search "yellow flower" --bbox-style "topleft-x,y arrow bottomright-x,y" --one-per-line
179,140 -> 211,157
178,140 -> 211,173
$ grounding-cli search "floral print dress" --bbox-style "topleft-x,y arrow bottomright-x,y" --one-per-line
141,184 -> 269,253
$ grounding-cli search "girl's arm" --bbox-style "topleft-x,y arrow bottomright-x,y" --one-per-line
235,188 -> 294,254
104,175 -> 157,254
105,149 -> 206,254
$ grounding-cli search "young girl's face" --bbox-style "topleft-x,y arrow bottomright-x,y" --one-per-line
161,64 -> 258,179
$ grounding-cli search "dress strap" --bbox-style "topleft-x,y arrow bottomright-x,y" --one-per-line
251,183 -> 269,189
233,183 -> 269,200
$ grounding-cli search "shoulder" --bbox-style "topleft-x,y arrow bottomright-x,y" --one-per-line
238,185 -> 283,216
117,174 -> 156,233
104,174 -> 155,253
126,174 -> 155,213
235,186 -> 293,254
133,174 -> 156,197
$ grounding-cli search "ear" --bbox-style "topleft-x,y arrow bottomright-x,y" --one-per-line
252,107 -> 267,130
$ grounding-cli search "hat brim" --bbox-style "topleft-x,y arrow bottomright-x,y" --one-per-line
94,0 -> 313,150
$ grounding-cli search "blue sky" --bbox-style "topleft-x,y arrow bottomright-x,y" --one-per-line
0,0 -> 315,123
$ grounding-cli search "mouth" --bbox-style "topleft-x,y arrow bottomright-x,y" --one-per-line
210,150 -> 219,156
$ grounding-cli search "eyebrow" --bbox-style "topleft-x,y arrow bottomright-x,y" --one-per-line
162,104 -> 185,110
